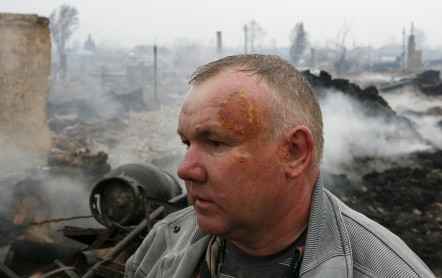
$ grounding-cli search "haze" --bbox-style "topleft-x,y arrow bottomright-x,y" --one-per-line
3,0 -> 442,49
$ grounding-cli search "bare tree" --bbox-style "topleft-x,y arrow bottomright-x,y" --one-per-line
50,5 -> 79,80
289,22 -> 308,65
245,20 -> 266,53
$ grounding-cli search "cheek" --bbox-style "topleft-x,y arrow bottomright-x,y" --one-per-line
235,156 -> 271,184
214,146 -> 279,194
216,155 -> 251,190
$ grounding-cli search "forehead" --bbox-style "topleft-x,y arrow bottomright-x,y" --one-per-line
179,69 -> 271,137
183,69 -> 270,109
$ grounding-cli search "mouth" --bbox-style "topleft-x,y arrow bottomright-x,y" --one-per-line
192,195 -> 214,210
195,197 -> 210,205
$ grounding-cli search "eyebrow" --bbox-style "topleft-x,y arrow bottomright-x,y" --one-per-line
177,126 -> 225,140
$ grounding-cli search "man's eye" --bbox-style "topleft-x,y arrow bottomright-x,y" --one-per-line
209,140 -> 222,147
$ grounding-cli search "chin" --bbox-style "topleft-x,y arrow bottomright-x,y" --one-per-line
197,215 -> 227,236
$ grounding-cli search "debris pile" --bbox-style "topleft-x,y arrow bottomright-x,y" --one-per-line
323,150 -> 442,274
0,70 -> 441,277
416,70 -> 442,96
306,70 -> 441,276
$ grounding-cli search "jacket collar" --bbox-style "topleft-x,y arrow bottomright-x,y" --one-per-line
300,173 -> 353,277
165,173 -> 354,277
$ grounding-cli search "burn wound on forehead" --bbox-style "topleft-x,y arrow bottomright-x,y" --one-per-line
218,91 -> 261,138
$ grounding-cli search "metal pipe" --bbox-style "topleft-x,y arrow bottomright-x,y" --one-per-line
81,193 -> 187,278
243,24 -> 248,54
216,31 -> 222,59
0,262 -> 20,278
41,266 -> 78,278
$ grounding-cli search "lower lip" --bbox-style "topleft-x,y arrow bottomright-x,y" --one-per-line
194,198 -> 214,209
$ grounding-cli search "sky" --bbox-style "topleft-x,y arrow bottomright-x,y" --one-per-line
2,0 -> 442,50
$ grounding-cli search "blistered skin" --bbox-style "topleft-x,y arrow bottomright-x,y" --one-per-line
218,91 -> 261,139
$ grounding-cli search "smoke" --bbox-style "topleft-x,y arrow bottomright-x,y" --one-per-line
382,86 -> 438,113
48,75 -> 127,124
380,87 -> 442,149
349,72 -> 402,88
41,175 -> 101,236
0,137 -> 44,219
319,90 -> 433,175
0,138 -> 43,177
105,104 -> 186,187
0,136 -> 102,244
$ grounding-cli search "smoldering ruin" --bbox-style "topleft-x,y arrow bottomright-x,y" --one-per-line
0,12 -> 441,277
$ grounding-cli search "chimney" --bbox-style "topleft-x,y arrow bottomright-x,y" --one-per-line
216,31 -> 223,59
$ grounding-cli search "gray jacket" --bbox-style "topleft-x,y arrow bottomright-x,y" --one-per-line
125,175 -> 435,278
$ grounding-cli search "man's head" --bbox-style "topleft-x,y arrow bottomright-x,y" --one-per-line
189,54 -> 323,164
177,54 -> 323,253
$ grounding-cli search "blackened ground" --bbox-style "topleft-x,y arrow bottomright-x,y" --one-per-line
323,149 -> 442,276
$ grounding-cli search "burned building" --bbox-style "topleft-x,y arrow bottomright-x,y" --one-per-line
0,13 -> 52,162
407,23 -> 422,73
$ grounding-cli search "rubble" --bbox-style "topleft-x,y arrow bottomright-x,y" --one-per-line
302,70 -> 391,109
109,87 -> 147,113
324,151 -> 442,274
302,69 -> 441,276
416,70 -> 442,96
0,68 -> 441,276
321,137 -> 441,275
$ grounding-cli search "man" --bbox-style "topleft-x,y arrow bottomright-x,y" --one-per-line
125,55 -> 434,277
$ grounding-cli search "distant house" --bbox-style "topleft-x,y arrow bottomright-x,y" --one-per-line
370,45 -> 402,72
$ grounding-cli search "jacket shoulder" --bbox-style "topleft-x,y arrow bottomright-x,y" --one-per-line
149,206 -> 200,249
156,206 -> 196,228
332,193 -> 435,277
125,207 -> 199,278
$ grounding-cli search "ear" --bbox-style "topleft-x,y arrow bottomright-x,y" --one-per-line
280,125 -> 315,179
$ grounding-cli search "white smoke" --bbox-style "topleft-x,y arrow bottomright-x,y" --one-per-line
41,175 -> 102,233
380,87 -> 442,149
349,72 -> 404,88
319,90 -> 433,175
0,137 -> 45,219
0,135 -> 101,234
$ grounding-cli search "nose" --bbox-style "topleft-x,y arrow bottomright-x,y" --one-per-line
177,146 -> 207,183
